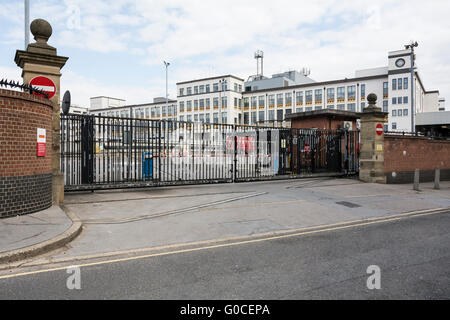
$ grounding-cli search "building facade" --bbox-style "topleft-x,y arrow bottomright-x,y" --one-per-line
86,46 -> 443,133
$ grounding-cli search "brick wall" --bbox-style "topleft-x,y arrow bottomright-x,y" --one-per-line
0,89 -> 53,217
384,135 -> 450,184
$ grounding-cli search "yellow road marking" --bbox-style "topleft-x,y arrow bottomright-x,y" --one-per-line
0,208 -> 447,281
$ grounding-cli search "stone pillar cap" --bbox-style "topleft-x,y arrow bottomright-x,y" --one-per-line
30,19 -> 53,43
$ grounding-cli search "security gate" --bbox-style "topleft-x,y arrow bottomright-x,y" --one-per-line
61,114 -> 359,191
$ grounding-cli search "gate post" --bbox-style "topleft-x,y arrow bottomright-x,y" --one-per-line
15,19 -> 69,204
359,94 -> 388,183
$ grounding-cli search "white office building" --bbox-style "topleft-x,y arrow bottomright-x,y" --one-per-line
175,46 -> 443,132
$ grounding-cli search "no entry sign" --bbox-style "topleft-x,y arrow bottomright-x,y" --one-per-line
30,76 -> 56,99
376,123 -> 384,136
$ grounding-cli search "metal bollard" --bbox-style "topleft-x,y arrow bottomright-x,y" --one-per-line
413,169 -> 420,191
434,167 -> 440,190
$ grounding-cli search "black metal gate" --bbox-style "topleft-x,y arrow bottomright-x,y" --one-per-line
61,114 -> 359,191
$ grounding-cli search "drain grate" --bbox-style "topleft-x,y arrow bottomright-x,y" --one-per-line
336,201 -> 362,208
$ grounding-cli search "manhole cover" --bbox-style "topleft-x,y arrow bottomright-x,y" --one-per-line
336,201 -> 361,208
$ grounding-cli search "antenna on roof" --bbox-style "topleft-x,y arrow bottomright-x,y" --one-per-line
254,50 -> 264,77
302,67 -> 311,77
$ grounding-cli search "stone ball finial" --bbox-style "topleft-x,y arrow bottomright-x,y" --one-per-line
367,93 -> 377,105
30,19 -> 53,43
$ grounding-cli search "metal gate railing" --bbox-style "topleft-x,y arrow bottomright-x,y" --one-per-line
61,114 -> 359,190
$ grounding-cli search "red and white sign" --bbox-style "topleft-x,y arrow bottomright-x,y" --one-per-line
37,128 -> 46,157
30,76 -> 56,99
376,123 -> 384,136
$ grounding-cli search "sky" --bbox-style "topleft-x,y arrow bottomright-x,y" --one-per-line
0,0 -> 449,108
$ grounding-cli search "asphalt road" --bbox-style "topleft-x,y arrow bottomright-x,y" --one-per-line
1,210 -> 449,300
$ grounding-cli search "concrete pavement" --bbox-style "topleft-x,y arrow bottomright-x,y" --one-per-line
0,206 -> 81,264
1,178 -> 449,267
16,177 -> 450,266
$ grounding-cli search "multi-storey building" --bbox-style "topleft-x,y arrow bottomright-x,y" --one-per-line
89,96 -> 177,121
87,46 -> 443,133
176,75 -> 244,125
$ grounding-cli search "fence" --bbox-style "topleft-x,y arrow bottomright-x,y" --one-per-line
61,114 -> 359,190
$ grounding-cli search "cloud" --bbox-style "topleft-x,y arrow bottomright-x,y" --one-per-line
0,0 -> 449,105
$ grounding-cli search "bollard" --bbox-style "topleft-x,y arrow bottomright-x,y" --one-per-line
434,167 -> 440,190
413,169 -> 420,191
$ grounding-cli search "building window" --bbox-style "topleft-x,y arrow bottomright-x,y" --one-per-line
269,110 -> 275,120
251,96 -> 257,108
403,109 -> 408,116
221,81 -> 227,91
337,87 -> 345,101
305,107 -> 313,111
179,88 -> 184,96
179,115 -> 184,122
187,101 -> 192,111
306,90 -> 313,104
269,95 -> 275,107
285,109 -> 292,115
404,78 -> 408,90
392,79 -> 397,90
244,112 -> 249,124
179,101 -> 185,112
213,98 -> 219,108
392,110 -> 397,116
398,78 -> 402,90
251,111 -> 257,124
222,96 -> 227,108
398,97 -> 402,104
277,109 -> 283,121
194,100 -> 198,110
398,109 -> 402,116
296,91 -> 303,105
361,102 -> 366,110
258,96 -> 265,107
327,88 -> 335,102
314,106 -> 322,111
403,96 -> 408,104
187,87 -> 192,95
194,86 -> 198,94
361,84 -> 366,100
384,124 -> 388,132
347,86 -> 356,100
392,97 -> 397,105
327,105 -> 335,109
383,82 -> 388,97
187,115 -> 192,122
315,89 -> 323,104
199,114 -> 204,123
383,101 -> 388,112
258,111 -> 265,122
277,93 -> 284,106
206,98 -> 210,108
285,93 -> 292,106
243,97 -> 249,108
199,99 -> 204,109
347,103 -> 356,111
234,83 -> 238,92
213,113 -> 218,123
392,122 -> 397,130
199,85 -> 204,93
296,108 -> 303,113
206,84 -> 210,93
213,83 -> 219,92
337,104 -> 345,110
206,113 -> 210,123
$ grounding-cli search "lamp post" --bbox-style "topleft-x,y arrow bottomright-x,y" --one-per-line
24,0 -> 30,49
164,61 -> 170,118
405,41 -> 418,132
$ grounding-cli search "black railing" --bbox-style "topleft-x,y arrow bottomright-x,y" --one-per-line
61,114 -> 360,190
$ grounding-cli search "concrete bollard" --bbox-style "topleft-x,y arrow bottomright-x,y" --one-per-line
434,167 -> 440,190
413,169 -> 420,191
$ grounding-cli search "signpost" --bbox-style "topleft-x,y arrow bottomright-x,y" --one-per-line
37,128 -> 46,157
30,76 -> 56,99
376,123 -> 384,136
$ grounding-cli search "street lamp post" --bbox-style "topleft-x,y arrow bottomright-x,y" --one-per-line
25,0 -> 30,49
163,61 -> 170,117
405,41 -> 418,132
